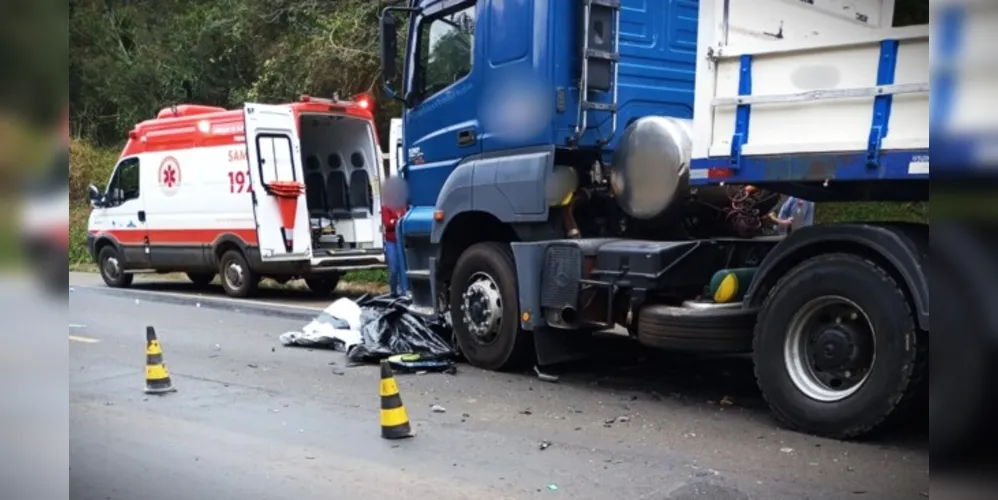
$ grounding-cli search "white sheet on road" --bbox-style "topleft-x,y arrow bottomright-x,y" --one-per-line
278,298 -> 361,351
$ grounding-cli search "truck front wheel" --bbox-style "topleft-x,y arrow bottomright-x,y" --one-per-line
753,253 -> 924,439
449,242 -> 532,371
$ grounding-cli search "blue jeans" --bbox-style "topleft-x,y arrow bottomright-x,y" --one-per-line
385,241 -> 408,295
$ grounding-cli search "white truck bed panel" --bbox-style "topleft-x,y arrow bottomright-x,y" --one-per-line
690,0 -> 929,182
707,29 -> 928,157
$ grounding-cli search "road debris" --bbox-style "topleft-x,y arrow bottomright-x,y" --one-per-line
386,352 -> 453,373
605,415 -> 630,427
534,365 -> 559,383
278,295 -> 456,369
539,440 -> 551,450
430,404 -> 447,413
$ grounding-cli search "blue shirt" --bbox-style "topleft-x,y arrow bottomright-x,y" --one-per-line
776,197 -> 814,233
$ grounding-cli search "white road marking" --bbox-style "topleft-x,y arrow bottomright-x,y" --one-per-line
72,284 -> 325,314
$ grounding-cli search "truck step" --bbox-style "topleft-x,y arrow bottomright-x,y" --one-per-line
582,101 -> 617,112
585,48 -> 619,61
588,0 -> 620,8
405,269 -> 431,281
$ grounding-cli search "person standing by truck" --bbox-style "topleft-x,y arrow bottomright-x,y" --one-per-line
381,200 -> 408,297
767,196 -> 815,234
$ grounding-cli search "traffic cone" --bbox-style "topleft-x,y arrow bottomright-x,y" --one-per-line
145,326 -> 176,394
380,359 -> 413,439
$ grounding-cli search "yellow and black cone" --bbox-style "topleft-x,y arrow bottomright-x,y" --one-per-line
145,326 -> 176,394
380,359 -> 413,439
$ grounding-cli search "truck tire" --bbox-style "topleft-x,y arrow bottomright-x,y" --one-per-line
187,272 -> 215,287
753,253 -> 925,439
305,273 -> 341,297
449,242 -> 532,371
637,303 -> 757,353
218,250 -> 259,298
98,245 -> 133,288
931,265 -> 990,457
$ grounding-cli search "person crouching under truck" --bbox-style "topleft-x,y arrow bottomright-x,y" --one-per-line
381,178 -> 409,297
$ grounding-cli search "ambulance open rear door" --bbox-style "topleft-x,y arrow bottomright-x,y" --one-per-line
243,103 -> 311,261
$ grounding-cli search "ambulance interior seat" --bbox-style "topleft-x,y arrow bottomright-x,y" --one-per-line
325,153 -> 350,218
304,155 -> 327,216
348,151 -> 372,216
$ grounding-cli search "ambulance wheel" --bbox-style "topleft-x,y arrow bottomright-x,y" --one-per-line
186,272 -> 215,287
449,242 -> 532,371
98,246 -> 133,288
219,250 -> 259,298
305,273 -> 341,296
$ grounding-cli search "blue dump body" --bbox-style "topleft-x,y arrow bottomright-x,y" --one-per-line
400,0 -> 699,214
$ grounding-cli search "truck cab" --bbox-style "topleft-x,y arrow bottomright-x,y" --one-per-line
380,0 -> 938,445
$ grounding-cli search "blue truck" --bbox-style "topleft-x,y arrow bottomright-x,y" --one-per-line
376,0 -> 980,451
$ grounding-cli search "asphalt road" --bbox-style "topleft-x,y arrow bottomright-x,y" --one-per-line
69,273 -> 929,500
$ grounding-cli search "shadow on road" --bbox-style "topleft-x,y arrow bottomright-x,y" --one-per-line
533,333 -> 928,451
96,277 -> 929,452
127,280 -> 363,304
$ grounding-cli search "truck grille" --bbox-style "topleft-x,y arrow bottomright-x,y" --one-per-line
540,244 -> 581,310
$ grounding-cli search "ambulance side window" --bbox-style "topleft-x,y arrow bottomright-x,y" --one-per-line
255,134 -> 296,184
107,157 -> 140,204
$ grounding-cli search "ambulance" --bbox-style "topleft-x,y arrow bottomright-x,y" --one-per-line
85,95 -> 387,298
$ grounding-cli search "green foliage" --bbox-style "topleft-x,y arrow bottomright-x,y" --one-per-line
816,202 -> 928,224
68,139 -> 118,266
1,0 -> 67,129
70,0 -> 399,146
69,139 -> 118,203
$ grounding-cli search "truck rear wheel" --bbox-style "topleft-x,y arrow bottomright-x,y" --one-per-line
753,253 -> 924,439
931,265 -> 989,457
449,242 -> 532,371
218,250 -> 259,298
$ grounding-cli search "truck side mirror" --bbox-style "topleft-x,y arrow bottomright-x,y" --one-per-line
380,15 -> 398,87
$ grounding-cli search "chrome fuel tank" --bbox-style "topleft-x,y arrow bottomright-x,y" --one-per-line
608,116 -> 693,220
